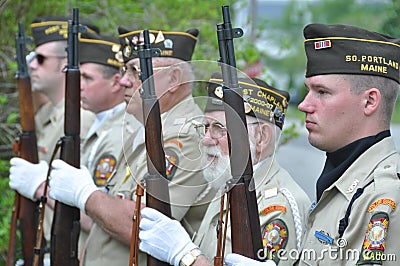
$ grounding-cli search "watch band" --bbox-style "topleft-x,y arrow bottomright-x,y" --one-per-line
180,248 -> 202,266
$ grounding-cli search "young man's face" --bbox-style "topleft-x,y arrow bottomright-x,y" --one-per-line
28,42 -> 67,95
298,74 -> 367,152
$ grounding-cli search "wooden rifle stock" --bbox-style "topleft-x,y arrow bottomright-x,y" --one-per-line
139,29 -> 172,266
216,5 -> 263,260
50,8 -> 85,266
7,21 -> 43,266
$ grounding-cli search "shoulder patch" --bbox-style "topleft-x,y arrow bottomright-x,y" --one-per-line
262,219 -> 288,265
260,205 -> 287,216
93,154 -> 117,186
368,199 -> 396,213
164,139 -> 183,148
165,150 -> 179,181
357,212 -> 389,265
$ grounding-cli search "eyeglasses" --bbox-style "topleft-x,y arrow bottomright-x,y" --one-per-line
35,53 -> 66,65
194,121 -> 262,139
195,122 -> 227,139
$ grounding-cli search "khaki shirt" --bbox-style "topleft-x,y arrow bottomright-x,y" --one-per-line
80,103 -> 141,184
36,100 -> 94,163
35,100 -> 95,246
194,159 -> 311,266
296,137 -> 400,265
34,101 -> 53,135
79,103 -> 141,255
83,97 -> 217,266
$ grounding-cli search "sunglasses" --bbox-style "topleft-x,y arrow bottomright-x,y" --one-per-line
35,53 -> 66,65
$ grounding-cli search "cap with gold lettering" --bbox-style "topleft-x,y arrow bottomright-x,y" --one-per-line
31,16 -> 100,47
206,73 -> 290,129
118,27 -> 199,63
79,32 -> 123,69
304,23 -> 400,83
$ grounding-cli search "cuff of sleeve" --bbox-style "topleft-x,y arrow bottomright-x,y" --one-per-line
77,185 -> 99,214
27,176 -> 47,201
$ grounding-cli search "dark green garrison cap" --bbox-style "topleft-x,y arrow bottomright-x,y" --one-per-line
206,72 -> 290,130
304,23 -> 400,83
79,32 -> 124,69
118,27 -> 199,63
31,16 -> 100,47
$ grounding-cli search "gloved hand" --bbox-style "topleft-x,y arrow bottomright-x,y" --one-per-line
49,159 -> 98,213
225,254 -> 277,266
139,207 -> 198,266
9,157 -> 48,201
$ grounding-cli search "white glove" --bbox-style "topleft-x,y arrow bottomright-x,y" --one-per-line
49,159 -> 98,213
9,157 -> 48,201
225,254 -> 277,266
139,207 -> 198,266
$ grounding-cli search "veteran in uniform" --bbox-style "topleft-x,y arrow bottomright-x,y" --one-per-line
47,28 -> 217,266
224,24 -> 400,266
294,23 -> 400,266
78,32 -> 141,256
137,74 -> 311,266
9,16 -> 98,265
28,16 -> 97,163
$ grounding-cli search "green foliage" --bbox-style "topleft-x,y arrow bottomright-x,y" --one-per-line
7,113 -> 19,124
280,122 -> 299,146
0,160 -> 13,258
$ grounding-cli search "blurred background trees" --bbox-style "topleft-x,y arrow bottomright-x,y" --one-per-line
0,0 -> 399,262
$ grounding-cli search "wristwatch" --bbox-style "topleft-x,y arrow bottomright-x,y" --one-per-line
180,248 -> 202,266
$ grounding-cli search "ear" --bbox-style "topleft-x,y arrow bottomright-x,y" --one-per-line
166,66 -> 183,93
110,73 -> 122,93
255,123 -> 272,154
363,88 -> 381,116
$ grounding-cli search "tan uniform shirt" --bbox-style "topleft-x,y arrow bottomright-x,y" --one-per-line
296,137 -> 400,265
34,101 -> 53,135
79,103 -> 141,255
194,159 -> 311,266
83,97 -> 217,266
35,100 -> 95,247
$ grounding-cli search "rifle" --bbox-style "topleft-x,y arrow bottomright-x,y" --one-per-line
215,5 -> 263,261
7,21 -> 42,266
50,8 -> 86,266
129,29 -> 172,266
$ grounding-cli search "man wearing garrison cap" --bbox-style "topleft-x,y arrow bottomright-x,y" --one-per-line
137,73 -> 310,266
9,15 -> 97,265
48,27 -> 217,266
224,24 -> 400,266
75,32 -> 141,258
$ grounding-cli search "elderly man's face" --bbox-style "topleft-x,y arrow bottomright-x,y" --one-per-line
199,111 -> 231,186
119,58 -> 170,119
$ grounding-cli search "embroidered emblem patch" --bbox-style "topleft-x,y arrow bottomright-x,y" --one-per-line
357,212 -> 389,265
368,198 -> 396,212
94,154 -> 117,186
165,150 -> 178,180
260,205 -> 287,216
262,219 -> 288,264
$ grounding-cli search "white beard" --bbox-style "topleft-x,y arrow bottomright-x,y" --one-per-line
201,146 -> 231,190
201,135 -> 258,190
